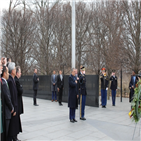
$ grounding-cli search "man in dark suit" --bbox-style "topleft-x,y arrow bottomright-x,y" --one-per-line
15,66 -> 24,114
1,66 -> 14,141
33,69 -> 39,106
7,62 -> 22,141
129,70 -> 138,103
110,70 -> 118,106
57,70 -> 64,106
51,71 -> 57,102
68,68 -> 78,123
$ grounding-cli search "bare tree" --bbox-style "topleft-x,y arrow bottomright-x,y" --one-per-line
122,0 -> 141,74
75,2 -> 91,71
1,1 -> 37,74
52,2 -> 71,72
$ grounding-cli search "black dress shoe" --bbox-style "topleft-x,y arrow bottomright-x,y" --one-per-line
73,119 -> 77,122
12,137 -> 21,141
102,106 -> 106,108
70,119 -> 74,123
59,103 -> 63,106
34,104 -> 39,106
80,117 -> 86,120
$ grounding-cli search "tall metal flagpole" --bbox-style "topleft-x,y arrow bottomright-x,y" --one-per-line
72,0 -> 75,69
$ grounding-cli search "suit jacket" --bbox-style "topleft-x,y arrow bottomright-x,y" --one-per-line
129,75 -> 138,88
51,74 -> 57,91
129,75 -> 138,102
1,78 -> 13,120
57,74 -> 64,89
68,75 -> 77,108
33,73 -> 39,91
110,76 -> 118,90
15,76 -> 24,115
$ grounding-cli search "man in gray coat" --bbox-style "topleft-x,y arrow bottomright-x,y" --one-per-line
51,70 -> 57,102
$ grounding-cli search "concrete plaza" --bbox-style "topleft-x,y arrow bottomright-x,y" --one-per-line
18,96 -> 140,141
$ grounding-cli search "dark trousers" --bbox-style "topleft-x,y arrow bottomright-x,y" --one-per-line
58,88 -> 63,104
112,90 -> 116,106
69,108 -> 75,120
80,95 -> 86,118
33,90 -> 37,105
129,88 -> 134,102
52,91 -> 57,100
1,132 -> 5,141
8,135 -> 18,141
101,89 -> 107,106
6,119 -> 10,141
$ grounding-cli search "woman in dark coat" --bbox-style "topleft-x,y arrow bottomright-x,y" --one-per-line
68,68 -> 78,123
7,62 -> 22,141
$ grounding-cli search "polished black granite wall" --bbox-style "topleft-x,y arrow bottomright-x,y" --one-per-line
20,75 -> 99,107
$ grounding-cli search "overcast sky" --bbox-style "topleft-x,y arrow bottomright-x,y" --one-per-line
0,0 -> 99,12
0,0 -> 10,11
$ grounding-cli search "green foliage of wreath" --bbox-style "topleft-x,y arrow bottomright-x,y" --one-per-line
131,80 -> 141,123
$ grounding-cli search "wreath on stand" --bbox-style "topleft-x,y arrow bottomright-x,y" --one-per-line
129,80 -> 141,122
128,79 -> 141,140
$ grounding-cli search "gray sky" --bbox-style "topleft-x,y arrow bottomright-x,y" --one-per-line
0,0 -> 105,10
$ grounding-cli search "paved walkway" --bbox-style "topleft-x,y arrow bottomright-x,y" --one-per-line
18,97 -> 140,141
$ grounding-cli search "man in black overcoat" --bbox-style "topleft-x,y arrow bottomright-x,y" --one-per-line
33,69 -> 39,106
15,66 -> 24,115
7,62 -> 22,141
57,70 -> 64,106
68,68 -> 78,123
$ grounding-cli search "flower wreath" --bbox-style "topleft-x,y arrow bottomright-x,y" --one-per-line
129,79 -> 141,123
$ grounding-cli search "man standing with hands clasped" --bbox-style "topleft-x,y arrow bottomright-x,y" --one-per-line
110,70 -> 118,106
57,70 -> 64,106
33,69 -> 39,106
51,71 -> 57,102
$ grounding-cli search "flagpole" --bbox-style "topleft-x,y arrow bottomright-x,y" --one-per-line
72,0 -> 75,69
